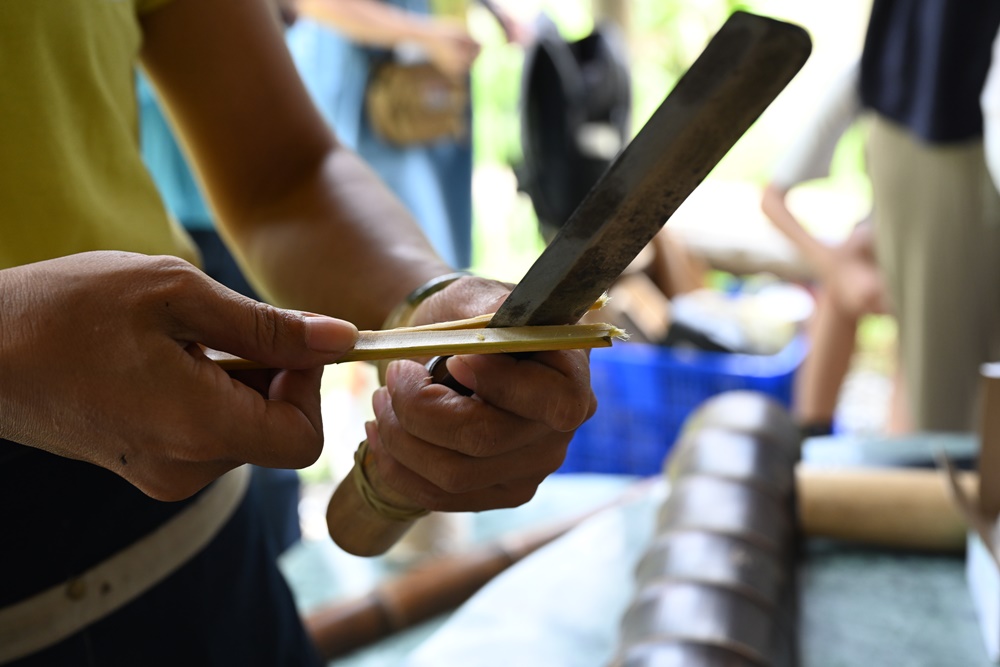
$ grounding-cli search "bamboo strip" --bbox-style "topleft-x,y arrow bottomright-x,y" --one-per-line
387,293 -> 611,333
207,322 -> 627,370
389,313 -> 494,332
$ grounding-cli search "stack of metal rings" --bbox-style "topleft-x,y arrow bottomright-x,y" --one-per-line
610,391 -> 803,667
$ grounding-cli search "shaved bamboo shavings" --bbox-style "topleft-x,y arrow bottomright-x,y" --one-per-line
592,291 -> 610,311
387,293 -> 611,333
391,313 -> 494,332
207,322 -> 628,370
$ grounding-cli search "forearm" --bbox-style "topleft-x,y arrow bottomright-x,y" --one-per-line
294,0 -> 441,49
760,183 -> 834,277
0,265 -> 34,447
226,145 -> 453,330
140,0 -> 453,330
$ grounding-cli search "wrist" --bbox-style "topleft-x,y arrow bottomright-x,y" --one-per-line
381,271 -> 472,330
376,271 -> 471,386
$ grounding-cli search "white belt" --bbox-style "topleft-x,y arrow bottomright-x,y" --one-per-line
0,465 -> 250,663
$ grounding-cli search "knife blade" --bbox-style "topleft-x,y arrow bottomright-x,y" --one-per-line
431,11 -> 811,390
495,11 -> 810,326
328,11 -> 812,556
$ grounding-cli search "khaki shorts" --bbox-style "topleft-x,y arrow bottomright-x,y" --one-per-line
868,115 -> 1000,430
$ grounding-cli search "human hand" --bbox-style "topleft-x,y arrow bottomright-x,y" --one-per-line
487,3 -> 535,46
0,251 -> 357,501
363,276 -> 598,512
821,224 -> 890,319
422,20 -> 481,81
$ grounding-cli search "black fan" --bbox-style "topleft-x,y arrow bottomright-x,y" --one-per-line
517,14 -> 632,240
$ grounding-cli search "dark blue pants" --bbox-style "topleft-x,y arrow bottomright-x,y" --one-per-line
5,461 -> 323,667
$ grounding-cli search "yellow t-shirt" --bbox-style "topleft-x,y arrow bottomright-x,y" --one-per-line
0,0 -> 199,270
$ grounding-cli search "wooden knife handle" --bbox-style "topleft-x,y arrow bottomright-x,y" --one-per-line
326,357 -> 469,557
326,455 -> 419,557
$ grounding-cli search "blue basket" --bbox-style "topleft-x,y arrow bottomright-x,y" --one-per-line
558,334 -> 807,476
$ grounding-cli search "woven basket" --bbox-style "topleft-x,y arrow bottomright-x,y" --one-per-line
366,61 -> 468,146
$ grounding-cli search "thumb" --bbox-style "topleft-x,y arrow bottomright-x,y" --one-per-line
412,276 -> 511,326
171,284 -> 358,369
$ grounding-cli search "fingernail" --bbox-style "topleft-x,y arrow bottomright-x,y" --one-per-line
302,314 -> 358,354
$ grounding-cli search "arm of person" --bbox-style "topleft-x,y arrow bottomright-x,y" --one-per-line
760,182 -> 838,277
476,0 -> 535,46
760,61 -> 864,284
141,0 -> 450,329
140,0 -> 595,512
762,187 -> 886,319
293,0 -> 480,79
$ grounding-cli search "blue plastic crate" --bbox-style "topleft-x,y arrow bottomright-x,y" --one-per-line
558,334 -> 807,475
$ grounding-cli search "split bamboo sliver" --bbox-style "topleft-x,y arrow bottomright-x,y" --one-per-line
207,321 -> 627,371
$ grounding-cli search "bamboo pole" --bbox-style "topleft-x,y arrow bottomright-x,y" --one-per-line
797,467 -> 977,552
304,478 -> 660,660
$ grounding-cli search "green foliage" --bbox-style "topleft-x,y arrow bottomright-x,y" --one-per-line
469,42 -> 524,167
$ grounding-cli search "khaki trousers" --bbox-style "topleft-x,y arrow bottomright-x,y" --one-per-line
868,115 -> 1000,431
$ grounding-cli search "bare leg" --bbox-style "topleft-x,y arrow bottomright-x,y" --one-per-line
885,360 -> 911,435
795,288 -> 858,431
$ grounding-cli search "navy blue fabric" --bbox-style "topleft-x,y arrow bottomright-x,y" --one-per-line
860,0 -> 1000,143
0,440 -> 196,607
248,465 -> 304,557
2,443 -> 322,666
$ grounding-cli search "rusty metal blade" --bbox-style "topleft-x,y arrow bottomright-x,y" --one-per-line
489,12 -> 811,327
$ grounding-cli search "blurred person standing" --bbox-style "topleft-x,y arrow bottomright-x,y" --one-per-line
286,0 -> 529,270
762,62 -> 909,437
860,0 -> 1000,431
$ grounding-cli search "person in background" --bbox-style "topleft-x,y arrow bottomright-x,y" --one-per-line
860,0 -> 1000,432
286,0 -> 530,270
0,0 -> 595,664
761,62 -> 909,437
